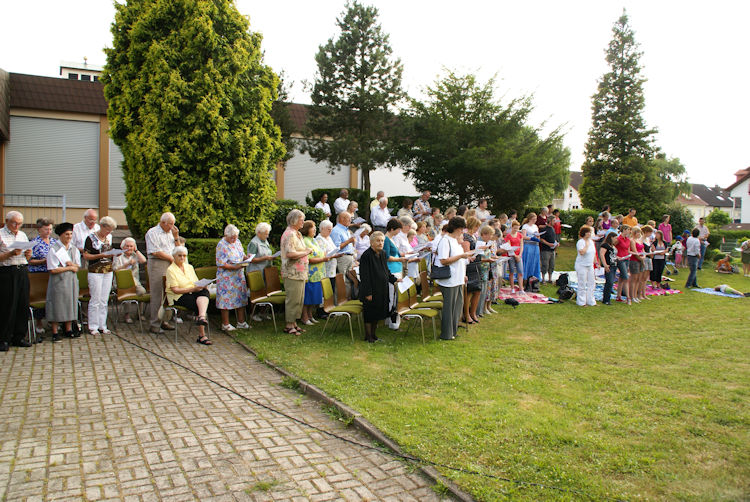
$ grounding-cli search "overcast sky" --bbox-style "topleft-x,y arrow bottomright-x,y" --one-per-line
2,0 -> 748,188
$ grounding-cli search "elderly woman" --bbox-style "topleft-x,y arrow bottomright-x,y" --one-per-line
397,198 -> 413,219
316,220 -> 340,287
359,231 -> 400,343
46,223 -> 80,342
83,216 -> 116,335
247,222 -> 275,275
113,237 -> 147,324
383,219 -> 408,329
29,218 -> 57,273
575,225 -> 597,307
301,220 -> 333,325
216,224 -> 250,332
166,246 -> 211,344
280,209 -> 312,335
354,224 -> 372,260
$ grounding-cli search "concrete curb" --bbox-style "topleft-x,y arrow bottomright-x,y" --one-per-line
230,335 -> 474,502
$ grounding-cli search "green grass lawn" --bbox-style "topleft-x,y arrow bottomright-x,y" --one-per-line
236,242 -> 749,501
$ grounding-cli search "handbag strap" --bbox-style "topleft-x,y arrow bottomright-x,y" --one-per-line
432,237 -> 451,268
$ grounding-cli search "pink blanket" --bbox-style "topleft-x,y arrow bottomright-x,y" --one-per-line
496,288 -> 552,304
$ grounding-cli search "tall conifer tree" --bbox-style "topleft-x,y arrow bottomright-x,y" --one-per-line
302,1 -> 404,193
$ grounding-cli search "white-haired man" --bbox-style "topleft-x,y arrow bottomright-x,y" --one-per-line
72,208 -> 100,254
370,197 -> 391,233
146,212 -> 180,334
370,191 -> 385,211
0,211 -> 34,350
413,190 -> 431,222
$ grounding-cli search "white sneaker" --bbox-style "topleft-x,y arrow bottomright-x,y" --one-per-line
252,314 -> 264,322
221,324 -> 236,332
236,322 -> 250,329
175,317 -> 184,324
302,319 -> 315,325
310,318 -> 320,323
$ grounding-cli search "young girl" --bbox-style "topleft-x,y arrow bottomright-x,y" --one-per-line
640,225 -> 654,299
599,232 -> 618,305
521,212 -> 541,286
629,227 -> 646,302
615,225 -> 633,304
670,237 -> 684,268
504,220 -> 524,293
477,225 -> 496,316
650,230 -> 668,288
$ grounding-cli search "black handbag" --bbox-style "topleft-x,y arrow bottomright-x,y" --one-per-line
429,239 -> 452,280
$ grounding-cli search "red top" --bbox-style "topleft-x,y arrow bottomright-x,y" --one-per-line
504,232 -> 523,256
630,241 -> 644,261
616,234 -> 631,258
553,218 -> 562,235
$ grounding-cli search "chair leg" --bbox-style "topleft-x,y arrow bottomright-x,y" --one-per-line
28,308 -> 35,344
419,317 -> 425,344
346,313 -> 353,342
322,315 -> 330,335
431,317 -> 437,341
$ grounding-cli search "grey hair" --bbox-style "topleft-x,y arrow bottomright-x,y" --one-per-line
5,211 -> 23,221
255,222 -> 271,235
99,216 -> 118,229
399,216 -> 414,228
36,217 -> 54,227
379,197 -> 388,204
83,208 -> 98,218
359,223 -> 372,235
286,209 -> 305,226
172,245 -> 188,257
224,224 -> 239,237
370,231 -> 385,242
120,237 -> 136,249
319,220 -> 333,231
160,212 -> 176,223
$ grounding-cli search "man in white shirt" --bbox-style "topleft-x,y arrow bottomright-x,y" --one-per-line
0,211 -> 34,350
333,189 -> 350,215
72,209 -> 100,254
413,191 -> 431,222
146,212 -> 180,334
696,217 -> 710,269
370,197 -> 392,232
314,193 -> 332,218
475,199 -> 490,222
370,191 -> 385,211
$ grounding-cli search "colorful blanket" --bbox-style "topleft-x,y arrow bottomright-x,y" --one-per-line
496,288 -> 552,304
692,288 -> 747,298
567,282 -> 681,302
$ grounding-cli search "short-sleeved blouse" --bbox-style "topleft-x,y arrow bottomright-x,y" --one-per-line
247,235 -> 273,273
29,236 -> 58,272
383,235 -> 402,275
315,234 -> 338,278
84,233 -> 113,273
280,227 -> 309,281
303,237 -> 325,283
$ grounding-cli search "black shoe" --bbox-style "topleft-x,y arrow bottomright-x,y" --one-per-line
53,334 -> 63,343
33,336 -> 43,344
12,340 -> 32,348
0,342 -> 8,352
70,331 -> 81,338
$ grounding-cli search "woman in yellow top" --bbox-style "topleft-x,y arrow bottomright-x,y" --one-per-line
165,246 -> 212,345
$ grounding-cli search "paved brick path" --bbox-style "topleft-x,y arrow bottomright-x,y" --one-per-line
0,322 -> 447,501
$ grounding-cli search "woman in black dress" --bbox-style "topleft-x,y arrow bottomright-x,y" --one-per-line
358,231 -> 399,343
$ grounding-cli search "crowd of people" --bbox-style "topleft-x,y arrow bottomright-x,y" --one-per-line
2,194 -> 748,350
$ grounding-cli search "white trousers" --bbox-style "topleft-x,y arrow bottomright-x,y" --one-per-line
386,272 -> 402,329
88,272 -> 113,331
575,264 -> 596,306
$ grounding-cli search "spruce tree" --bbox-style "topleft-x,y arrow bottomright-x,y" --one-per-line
102,0 -> 284,237
302,1 -> 404,194
580,11 -> 658,214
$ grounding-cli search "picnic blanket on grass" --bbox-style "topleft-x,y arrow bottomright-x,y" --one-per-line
693,288 -> 747,298
496,288 -> 552,304
567,282 -> 681,302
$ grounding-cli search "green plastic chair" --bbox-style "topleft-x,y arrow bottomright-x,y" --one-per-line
321,278 -> 361,341
114,269 -> 151,333
397,286 -> 439,343
247,270 -> 284,332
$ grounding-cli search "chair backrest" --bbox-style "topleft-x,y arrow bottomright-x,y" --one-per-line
418,258 -> 428,274
396,287 -> 411,314
264,266 -> 283,295
76,269 -> 89,296
195,266 -> 217,280
334,273 -> 348,305
247,270 -> 267,301
28,272 -> 50,304
419,271 -> 431,300
115,269 -> 138,300
408,284 -> 420,309
321,278 -> 335,310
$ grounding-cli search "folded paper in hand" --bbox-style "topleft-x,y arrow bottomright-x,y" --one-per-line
55,247 -> 71,267
102,249 -> 124,256
352,217 -> 365,225
561,223 -> 572,228
233,254 -> 254,265
270,250 -> 281,258
8,241 -> 36,250
194,278 -> 215,287
397,276 -> 414,294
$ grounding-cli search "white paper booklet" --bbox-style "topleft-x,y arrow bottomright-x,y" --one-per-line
352,217 -> 366,225
397,276 -> 414,293
102,249 -> 124,256
234,254 -> 255,265
270,250 -> 281,258
194,278 -> 216,287
8,241 -> 35,250
55,247 -> 71,267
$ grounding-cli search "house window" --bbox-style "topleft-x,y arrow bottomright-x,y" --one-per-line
569,190 -> 573,197
80,75 -> 91,81
67,73 -> 78,80
93,76 -> 99,82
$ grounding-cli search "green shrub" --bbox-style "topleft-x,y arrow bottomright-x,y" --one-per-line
707,208 -> 732,227
185,238 -> 221,268
660,203 -> 695,238
269,200 -> 327,247
306,188 -> 371,218
558,209 -> 600,239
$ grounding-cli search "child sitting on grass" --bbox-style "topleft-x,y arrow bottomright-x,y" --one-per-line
715,254 -> 734,274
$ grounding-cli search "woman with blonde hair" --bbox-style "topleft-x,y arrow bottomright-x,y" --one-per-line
575,225 -> 597,307
520,212 -> 541,286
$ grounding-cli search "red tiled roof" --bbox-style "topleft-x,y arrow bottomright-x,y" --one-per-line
569,171 -> 583,190
677,193 -> 707,206
0,69 -> 9,141
9,72 -> 108,115
726,167 -> 750,192
286,102 -> 309,133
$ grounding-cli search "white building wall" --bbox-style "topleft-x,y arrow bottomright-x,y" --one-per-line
282,148 -> 351,204
368,167 -> 419,198
729,180 -> 750,223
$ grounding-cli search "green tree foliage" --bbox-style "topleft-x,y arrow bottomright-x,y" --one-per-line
272,71 -> 296,162
706,207 -> 731,227
398,70 -> 570,210
103,0 -> 284,238
302,1 -> 404,194
580,12 -> 686,215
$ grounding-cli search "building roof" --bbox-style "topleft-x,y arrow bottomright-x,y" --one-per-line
569,171 -> 583,190
690,183 -> 738,208
9,72 -> 108,115
287,102 -> 309,133
677,193 -> 708,206
726,167 -> 750,192
722,223 -> 750,231
0,69 -> 9,141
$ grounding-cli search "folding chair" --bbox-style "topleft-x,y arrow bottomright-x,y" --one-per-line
408,284 -> 442,312
321,278 -> 361,341
263,266 -> 286,297
247,270 -> 283,332
396,286 -> 439,343
114,269 -> 151,332
335,273 -> 362,306
419,270 -> 442,301
161,276 -> 210,343
27,272 -> 49,344
77,269 -> 90,329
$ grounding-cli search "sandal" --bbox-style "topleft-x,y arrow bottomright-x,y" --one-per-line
196,336 -> 213,345
283,327 -> 302,336
196,316 -> 209,326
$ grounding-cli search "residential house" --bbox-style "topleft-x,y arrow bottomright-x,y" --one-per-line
725,167 -> 750,223
552,171 -> 582,210
677,183 -> 741,223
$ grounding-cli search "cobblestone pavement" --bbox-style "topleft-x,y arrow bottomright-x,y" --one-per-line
0,320 -> 447,501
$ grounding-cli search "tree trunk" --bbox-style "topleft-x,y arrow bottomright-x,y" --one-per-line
362,167 -> 371,195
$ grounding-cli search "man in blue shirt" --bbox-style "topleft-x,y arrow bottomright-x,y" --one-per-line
331,212 -> 356,297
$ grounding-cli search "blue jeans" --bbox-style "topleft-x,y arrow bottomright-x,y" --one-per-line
603,267 -> 617,304
698,241 -> 708,269
686,255 -> 699,288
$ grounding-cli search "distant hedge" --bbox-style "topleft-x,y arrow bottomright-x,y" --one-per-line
306,188 -> 370,219
185,238 -> 220,268
269,199 -> 327,247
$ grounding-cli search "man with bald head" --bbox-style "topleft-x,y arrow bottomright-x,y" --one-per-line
72,208 -> 99,254
1,211 -> 34,350
146,212 -> 181,334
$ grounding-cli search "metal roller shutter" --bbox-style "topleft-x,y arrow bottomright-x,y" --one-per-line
283,147 -> 351,204
109,140 -> 126,209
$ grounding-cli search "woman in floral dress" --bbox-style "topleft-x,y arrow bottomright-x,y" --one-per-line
216,224 -> 249,332
301,220 -> 333,325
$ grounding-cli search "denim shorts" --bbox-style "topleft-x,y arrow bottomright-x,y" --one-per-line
508,257 -> 523,277
616,259 -> 629,280
629,260 -> 643,275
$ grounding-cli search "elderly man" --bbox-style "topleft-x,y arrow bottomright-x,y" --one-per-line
370,191 -> 385,211
333,189 -> 350,215
0,211 -> 34,351
370,197 -> 391,233
331,212 -> 356,297
72,208 -> 99,254
413,190 -> 431,222
146,212 -> 180,334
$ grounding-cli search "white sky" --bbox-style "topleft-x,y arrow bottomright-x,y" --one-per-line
2,0 -> 748,188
